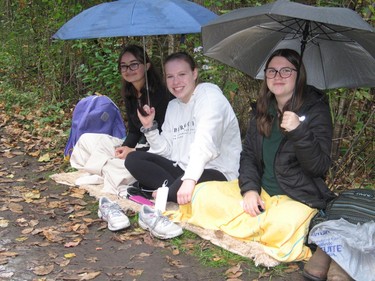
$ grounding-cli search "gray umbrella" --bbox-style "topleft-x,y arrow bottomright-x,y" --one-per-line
202,0 -> 375,90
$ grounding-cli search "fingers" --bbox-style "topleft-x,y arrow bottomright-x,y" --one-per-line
177,193 -> 191,205
280,111 -> 301,132
177,180 -> 195,205
242,191 -> 265,217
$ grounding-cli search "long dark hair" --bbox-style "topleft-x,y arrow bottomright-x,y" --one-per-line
118,44 -> 165,104
256,49 -> 307,137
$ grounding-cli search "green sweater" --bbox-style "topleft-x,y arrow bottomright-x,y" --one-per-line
261,112 -> 285,196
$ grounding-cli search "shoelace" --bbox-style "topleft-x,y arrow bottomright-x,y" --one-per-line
105,203 -> 124,217
149,211 -> 173,230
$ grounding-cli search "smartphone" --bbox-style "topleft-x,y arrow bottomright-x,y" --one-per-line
128,195 -> 154,206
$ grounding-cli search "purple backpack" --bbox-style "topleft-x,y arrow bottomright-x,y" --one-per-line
64,95 -> 126,159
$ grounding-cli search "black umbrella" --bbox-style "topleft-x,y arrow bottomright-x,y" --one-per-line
202,0 -> 375,91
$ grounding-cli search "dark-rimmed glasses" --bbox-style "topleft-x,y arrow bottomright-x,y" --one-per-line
120,62 -> 142,72
264,67 -> 297,79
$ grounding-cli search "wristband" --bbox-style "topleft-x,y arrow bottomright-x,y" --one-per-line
140,120 -> 158,134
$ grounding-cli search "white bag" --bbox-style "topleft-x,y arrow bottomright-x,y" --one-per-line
309,218 -> 375,281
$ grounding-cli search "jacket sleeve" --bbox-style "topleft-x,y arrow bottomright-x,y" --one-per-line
238,113 -> 263,195
122,100 -> 142,148
287,99 -> 332,178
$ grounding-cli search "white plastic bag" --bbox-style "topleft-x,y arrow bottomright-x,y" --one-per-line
309,218 -> 375,281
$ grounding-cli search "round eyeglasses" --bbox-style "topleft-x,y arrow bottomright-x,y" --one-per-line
120,62 -> 142,72
264,67 -> 297,79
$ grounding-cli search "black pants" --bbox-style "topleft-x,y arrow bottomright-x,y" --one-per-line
125,151 -> 227,203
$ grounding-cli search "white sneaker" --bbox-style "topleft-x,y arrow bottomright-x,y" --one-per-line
98,197 -> 130,231
138,205 -> 183,239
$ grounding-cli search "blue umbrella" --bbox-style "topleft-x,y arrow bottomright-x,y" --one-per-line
52,0 -> 217,39
53,0 -> 217,109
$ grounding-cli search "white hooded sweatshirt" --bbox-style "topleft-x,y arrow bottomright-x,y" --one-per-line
145,82 -> 242,182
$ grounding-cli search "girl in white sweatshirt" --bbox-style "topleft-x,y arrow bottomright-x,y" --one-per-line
125,52 -> 242,204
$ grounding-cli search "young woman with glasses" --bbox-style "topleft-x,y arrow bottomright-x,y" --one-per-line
69,44 -> 171,195
240,48 -> 343,275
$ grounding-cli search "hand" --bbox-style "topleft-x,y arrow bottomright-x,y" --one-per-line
115,146 -> 135,159
280,111 -> 302,132
242,190 -> 265,217
177,179 -> 196,205
137,104 -> 156,128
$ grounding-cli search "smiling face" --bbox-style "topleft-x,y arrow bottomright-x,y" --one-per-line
266,56 -> 297,104
120,52 -> 148,91
164,58 -> 198,103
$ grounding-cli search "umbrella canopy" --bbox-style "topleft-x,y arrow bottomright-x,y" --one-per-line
53,0 -> 217,39
202,0 -> 375,90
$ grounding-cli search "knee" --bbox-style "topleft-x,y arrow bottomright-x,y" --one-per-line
124,150 -> 137,169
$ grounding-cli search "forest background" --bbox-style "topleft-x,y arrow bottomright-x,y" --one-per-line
0,0 -> 374,191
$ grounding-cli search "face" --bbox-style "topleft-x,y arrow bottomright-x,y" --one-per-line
120,52 -> 148,86
164,59 -> 198,103
266,56 -> 297,102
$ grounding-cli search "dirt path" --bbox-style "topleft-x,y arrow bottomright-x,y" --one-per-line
0,127 -> 306,281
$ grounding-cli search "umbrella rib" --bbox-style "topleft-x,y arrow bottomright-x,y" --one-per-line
262,16 -> 356,43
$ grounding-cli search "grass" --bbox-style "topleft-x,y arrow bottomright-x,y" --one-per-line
169,229 -> 290,279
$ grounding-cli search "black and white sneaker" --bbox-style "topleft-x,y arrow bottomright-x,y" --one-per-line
118,182 -> 154,200
126,186 -> 154,200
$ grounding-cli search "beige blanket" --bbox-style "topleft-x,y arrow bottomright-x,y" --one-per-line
50,171 -> 279,267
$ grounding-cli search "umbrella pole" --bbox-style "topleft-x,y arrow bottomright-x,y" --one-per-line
292,21 -> 310,111
142,36 -> 151,106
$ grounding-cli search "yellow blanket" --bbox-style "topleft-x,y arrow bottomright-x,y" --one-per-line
170,180 -> 317,262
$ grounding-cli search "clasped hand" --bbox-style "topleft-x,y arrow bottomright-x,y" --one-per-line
280,111 -> 302,132
115,146 -> 135,159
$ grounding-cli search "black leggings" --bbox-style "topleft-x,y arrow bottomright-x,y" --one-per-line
125,151 -> 227,203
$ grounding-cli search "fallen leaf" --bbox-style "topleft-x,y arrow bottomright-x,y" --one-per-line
64,238 -> 82,248
165,256 -> 186,268
283,263 -> 300,273
23,190 -> 41,202
8,202 -> 23,213
54,257 -> 70,267
42,228 -> 64,242
126,268 -> 143,277
21,227 -> 34,234
78,271 -> 101,280
28,151 -> 40,157
15,236 -> 28,242
171,246 -> 180,256
38,153 -> 50,162
64,253 -> 76,259
0,219 -> 9,227
32,264 -> 54,276
225,264 -> 243,279
0,272 -> 14,278
29,219 -> 39,227
0,251 -> 18,257
74,210 -> 91,217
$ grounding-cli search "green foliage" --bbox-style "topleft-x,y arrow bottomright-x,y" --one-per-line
0,0 -> 373,188
73,39 -> 123,99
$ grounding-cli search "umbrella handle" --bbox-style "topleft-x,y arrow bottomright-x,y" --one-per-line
143,37 -> 151,107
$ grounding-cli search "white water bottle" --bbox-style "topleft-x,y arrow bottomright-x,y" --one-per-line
155,180 -> 169,212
